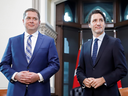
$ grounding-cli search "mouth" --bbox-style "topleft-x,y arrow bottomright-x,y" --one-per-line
95,27 -> 102,29
28,25 -> 34,27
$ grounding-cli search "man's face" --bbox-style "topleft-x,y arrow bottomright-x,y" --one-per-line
89,13 -> 106,37
23,11 -> 40,34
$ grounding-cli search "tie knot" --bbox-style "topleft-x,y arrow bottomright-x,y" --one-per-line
29,35 -> 32,39
95,38 -> 98,42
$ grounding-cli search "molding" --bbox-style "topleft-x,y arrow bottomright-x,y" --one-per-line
51,0 -> 67,5
51,0 -> 67,31
39,23 -> 58,43
32,0 -> 40,10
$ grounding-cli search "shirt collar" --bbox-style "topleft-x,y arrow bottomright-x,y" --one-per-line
93,32 -> 105,42
25,31 -> 39,38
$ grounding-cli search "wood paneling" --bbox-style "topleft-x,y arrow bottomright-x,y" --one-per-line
56,3 -> 65,25
55,25 -> 64,96
0,89 -> 7,96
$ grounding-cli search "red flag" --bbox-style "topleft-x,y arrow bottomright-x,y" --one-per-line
72,49 -> 81,89
117,80 -> 122,89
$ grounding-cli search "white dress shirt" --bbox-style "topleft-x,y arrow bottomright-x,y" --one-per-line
24,31 -> 38,55
12,31 -> 43,82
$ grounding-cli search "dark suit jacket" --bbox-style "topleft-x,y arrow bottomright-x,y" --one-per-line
0,32 -> 60,96
76,34 -> 127,96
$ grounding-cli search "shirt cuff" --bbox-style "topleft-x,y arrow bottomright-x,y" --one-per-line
11,72 -> 18,82
82,83 -> 85,88
37,73 -> 44,82
102,77 -> 107,86
104,83 -> 107,86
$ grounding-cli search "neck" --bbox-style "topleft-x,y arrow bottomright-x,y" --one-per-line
26,30 -> 37,35
93,32 -> 104,38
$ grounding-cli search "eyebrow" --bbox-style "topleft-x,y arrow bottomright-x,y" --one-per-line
93,18 -> 104,20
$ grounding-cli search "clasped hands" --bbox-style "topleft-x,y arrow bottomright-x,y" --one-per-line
14,71 -> 40,84
83,77 -> 105,89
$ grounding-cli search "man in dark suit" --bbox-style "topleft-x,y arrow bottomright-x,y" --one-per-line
0,8 -> 60,96
76,10 -> 127,96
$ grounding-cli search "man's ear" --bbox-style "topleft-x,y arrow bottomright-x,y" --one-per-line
22,19 -> 24,23
39,20 -> 41,25
104,23 -> 106,27
88,24 -> 91,28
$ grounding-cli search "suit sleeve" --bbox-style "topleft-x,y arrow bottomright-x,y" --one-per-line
76,44 -> 87,86
103,38 -> 128,87
39,38 -> 60,82
0,38 -> 16,81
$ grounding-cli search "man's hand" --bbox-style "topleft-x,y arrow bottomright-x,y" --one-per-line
14,71 -> 30,84
14,71 -> 40,84
91,77 -> 106,89
25,72 -> 40,83
83,78 -> 94,88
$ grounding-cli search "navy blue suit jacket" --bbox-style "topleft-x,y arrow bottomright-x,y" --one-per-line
76,34 -> 127,96
0,32 -> 60,96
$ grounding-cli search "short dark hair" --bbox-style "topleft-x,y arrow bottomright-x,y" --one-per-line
23,8 -> 40,20
88,10 -> 106,23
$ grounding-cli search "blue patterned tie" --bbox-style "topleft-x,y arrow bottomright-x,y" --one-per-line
92,38 -> 98,66
26,35 -> 32,63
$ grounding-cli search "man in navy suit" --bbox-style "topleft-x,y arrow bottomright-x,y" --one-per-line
76,10 -> 127,96
0,8 -> 60,96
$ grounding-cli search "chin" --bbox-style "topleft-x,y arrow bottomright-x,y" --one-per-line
96,30 -> 103,34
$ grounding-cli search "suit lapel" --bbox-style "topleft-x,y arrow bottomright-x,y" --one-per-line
94,34 -> 109,67
87,39 -> 94,67
29,32 -> 44,64
20,33 -> 28,64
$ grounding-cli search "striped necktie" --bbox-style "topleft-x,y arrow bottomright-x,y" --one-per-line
26,35 -> 32,63
92,38 -> 98,66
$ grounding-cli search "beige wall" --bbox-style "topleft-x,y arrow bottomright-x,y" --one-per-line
47,0 -> 51,24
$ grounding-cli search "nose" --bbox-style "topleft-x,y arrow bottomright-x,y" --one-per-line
30,18 -> 34,22
96,21 -> 101,25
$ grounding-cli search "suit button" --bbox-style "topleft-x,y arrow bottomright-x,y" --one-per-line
27,66 -> 29,69
93,68 -> 95,70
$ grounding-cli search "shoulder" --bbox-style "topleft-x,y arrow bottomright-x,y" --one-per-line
106,34 -> 121,43
81,39 -> 92,51
105,35 -> 123,50
39,32 -> 54,40
9,33 -> 23,41
83,39 -> 92,46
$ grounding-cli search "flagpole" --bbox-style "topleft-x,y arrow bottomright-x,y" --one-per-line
80,30 -> 83,49
72,30 -> 83,89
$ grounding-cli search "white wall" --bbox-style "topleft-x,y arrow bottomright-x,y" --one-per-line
0,0 -> 32,89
